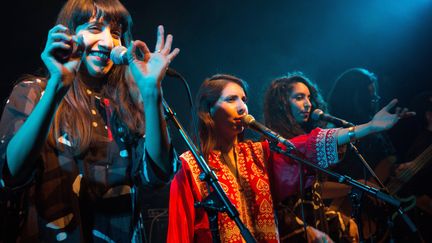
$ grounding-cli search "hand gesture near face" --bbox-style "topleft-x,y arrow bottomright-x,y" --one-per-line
127,25 -> 180,93
41,24 -> 82,93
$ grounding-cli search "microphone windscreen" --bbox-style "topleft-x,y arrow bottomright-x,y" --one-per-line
110,46 -> 128,65
241,114 -> 255,126
311,109 -> 324,121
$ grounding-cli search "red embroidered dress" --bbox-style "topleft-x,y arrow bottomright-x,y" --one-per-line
168,128 -> 339,243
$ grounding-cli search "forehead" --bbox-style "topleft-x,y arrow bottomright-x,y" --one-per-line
220,82 -> 246,97
290,82 -> 310,95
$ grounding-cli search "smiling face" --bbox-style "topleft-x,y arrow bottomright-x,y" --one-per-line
75,16 -> 122,78
288,82 -> 312,124
210,82 -> 248,142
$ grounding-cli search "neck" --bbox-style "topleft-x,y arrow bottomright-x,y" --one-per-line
215,134 -> 238,154
80,71 -> 106,93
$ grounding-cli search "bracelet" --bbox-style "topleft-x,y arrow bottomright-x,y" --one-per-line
348,126 -> 356,142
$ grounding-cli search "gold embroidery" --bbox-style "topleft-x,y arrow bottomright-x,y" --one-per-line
181,142 -> 279,242
260,199 -> 273,215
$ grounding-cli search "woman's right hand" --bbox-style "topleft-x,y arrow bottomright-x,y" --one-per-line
41,24 -> 82,93
368,99 -> 415,133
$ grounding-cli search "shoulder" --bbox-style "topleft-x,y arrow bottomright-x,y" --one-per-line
9,78 -> 47,101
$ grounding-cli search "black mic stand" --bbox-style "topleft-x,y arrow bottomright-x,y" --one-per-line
348,141 -> 390,242
268,143 -> 418,243
161,99 -> 257,243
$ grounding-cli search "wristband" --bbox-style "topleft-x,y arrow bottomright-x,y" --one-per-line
348,126 -> 356,142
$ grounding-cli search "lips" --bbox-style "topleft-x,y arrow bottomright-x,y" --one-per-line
89,51 -> 110,62
300,111 -> 310,118
233,117 -> 245,127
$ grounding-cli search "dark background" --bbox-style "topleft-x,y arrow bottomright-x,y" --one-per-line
3,0 -> 432,237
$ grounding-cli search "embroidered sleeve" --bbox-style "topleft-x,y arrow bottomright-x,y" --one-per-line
0,80 -> 45,188
289,128 -> 340,168
310,128 -> 339,168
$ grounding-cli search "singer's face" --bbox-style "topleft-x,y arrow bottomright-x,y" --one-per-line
288,82 -> 312,124
75,17 -> 122,78
210,82 -> 248,139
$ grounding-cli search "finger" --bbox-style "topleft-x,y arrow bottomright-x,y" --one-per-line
42,42 -> 71,61
401,111 -> 416,118
50,32 -> 73,43
395,107 -> 402,116
131,40 -> 151,61
166,48 -> 180,62
399,107 -> 408,117
48,24 -> 68,35
383,98 -> 398,112
161,34 -> 173,54
154,25 -> 165,52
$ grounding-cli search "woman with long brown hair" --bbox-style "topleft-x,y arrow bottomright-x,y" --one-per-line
0,0 -> 179,241
167,73 -> 412,243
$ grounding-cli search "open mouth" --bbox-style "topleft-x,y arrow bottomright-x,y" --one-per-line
89,51 -> 110,62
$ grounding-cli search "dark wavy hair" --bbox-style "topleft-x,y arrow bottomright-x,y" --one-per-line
194,74 -> 249,159
263,72 -> 327,139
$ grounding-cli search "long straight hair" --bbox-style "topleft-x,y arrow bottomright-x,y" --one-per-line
46,0 -> 144,154
194,74 -> 249,160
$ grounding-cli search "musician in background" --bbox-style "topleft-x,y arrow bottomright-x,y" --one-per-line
393,91 -> 432,242
322,67 -> 400,241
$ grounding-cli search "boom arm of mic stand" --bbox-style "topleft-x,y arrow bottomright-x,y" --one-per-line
161,99 -> 257,243
269,145 -> 418,234
348,142 -> 387,191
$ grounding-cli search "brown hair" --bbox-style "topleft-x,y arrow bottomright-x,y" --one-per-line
46,0 -> 143,154
194,74 -> 249,159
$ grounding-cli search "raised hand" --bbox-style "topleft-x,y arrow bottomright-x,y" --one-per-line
127,25 -> 180,93
41,24 -> 82,92
369,99 -> 416,132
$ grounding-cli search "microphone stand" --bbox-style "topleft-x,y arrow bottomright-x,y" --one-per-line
348,141 -> 390,242
337,123 -> 397,242
267,143 -> 418,242
161,98 -> 257,243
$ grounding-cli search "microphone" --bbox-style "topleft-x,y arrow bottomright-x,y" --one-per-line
241,114 -> 296,151
110,46 -> 180,77
311,109 -> 355,128
110,46 -> 129,65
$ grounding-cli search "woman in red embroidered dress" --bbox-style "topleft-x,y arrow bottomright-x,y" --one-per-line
263,73 -> 359,242
167,74 -> 413,243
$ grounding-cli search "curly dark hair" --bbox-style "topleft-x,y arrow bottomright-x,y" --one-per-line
263,72 -> 327,139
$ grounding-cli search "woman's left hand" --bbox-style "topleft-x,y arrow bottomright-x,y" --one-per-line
127,25 -> 180,93
369,99 -> 415,132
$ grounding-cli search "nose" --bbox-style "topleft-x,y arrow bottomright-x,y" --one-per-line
98,28 -> 115,50
304,98 -> 312,110
237,100 -> 248,115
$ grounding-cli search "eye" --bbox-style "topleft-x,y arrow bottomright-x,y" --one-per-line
295,95 -> 304,101
242,97 -> 248,103
225,95 -> 239,103
87,24 -> 102,33
111,29 -> 122,39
